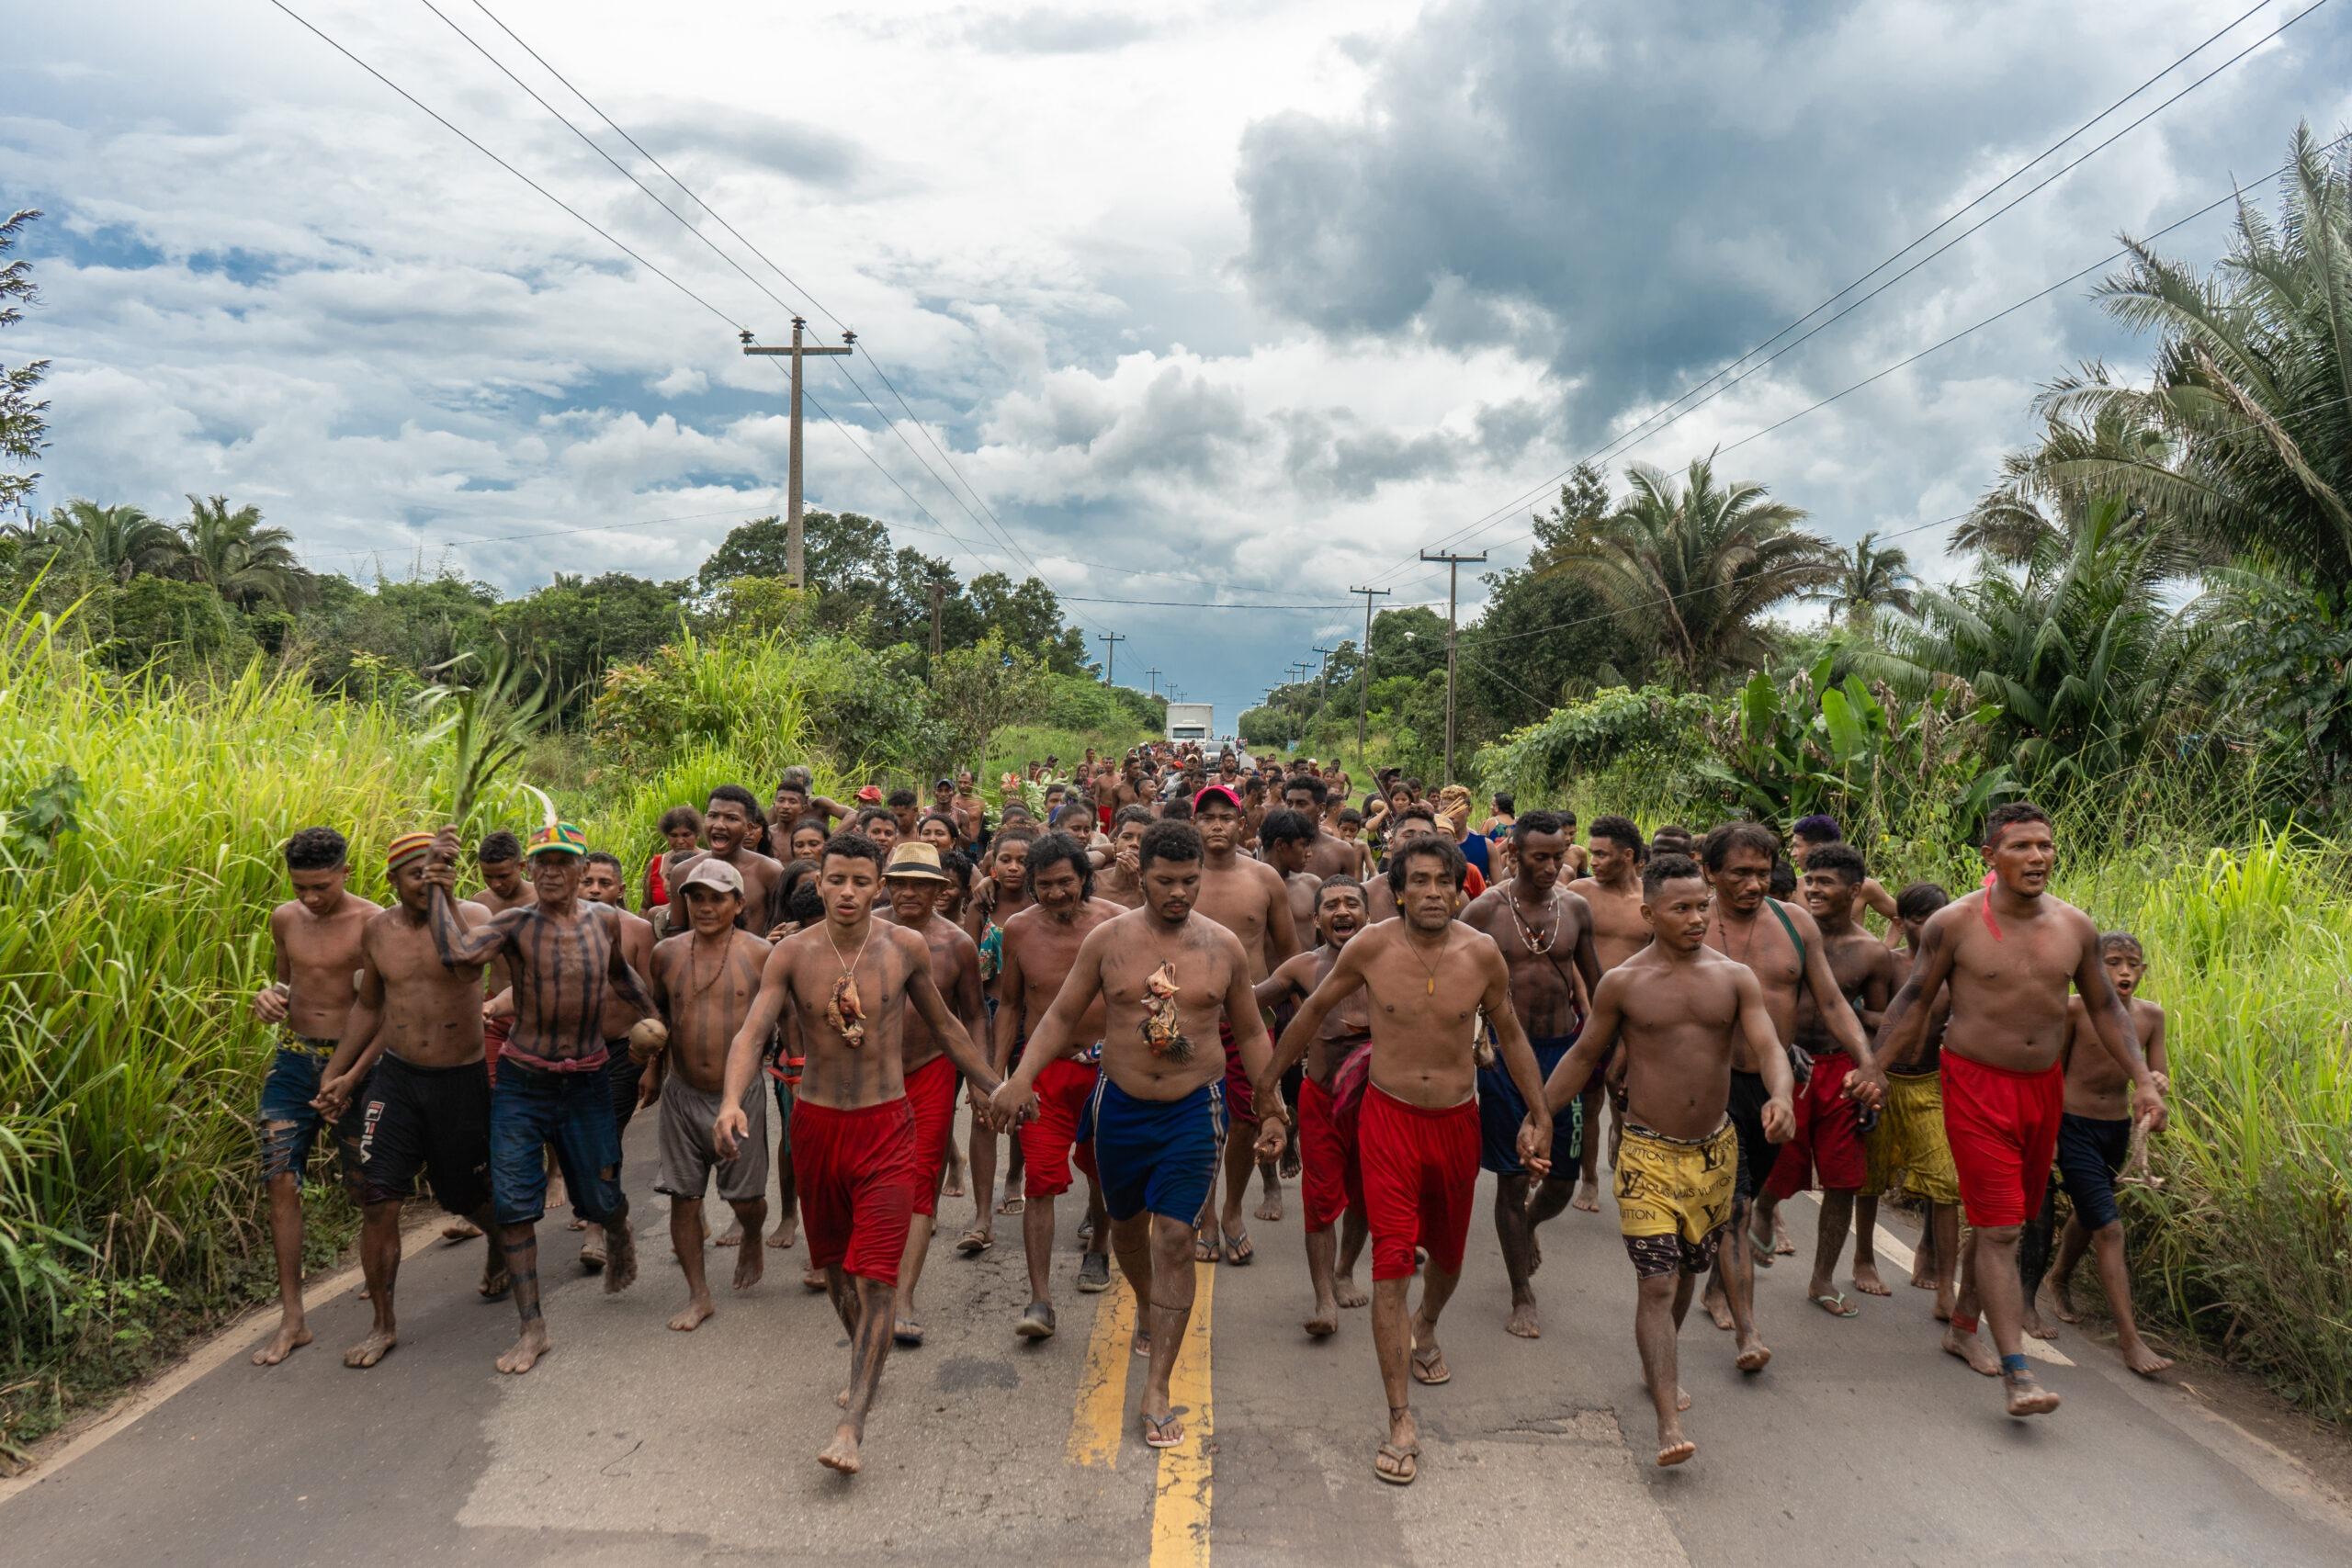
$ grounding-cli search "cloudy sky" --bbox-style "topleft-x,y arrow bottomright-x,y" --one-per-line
11,1 -> 2352,719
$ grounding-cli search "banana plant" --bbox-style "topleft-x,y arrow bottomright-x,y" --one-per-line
412,647 -> 557,830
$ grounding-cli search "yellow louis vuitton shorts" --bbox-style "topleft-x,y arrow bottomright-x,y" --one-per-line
1862,1070 -> 1961,1205
1615,1118 -> 1737,1278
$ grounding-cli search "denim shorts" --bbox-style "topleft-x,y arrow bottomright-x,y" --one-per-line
489,1057 -> 624,1227
257,1041 -> 366,1190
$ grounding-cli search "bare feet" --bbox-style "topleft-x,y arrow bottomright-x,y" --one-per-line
1504,1296 -> 1542,1339
766,1217 -> 798,1250
713,1222 -> 744,1248
668,1296 -> 716,1332
2048,1278 -> 2083,1325
2021,1301 -> 2059,1341
1645,1373 -> 1692,1412
1934,1280 -> 1957,1323
817,1427 -> 863,1474
342,1328 -> 396,1369
1657,1436 -> 1696,1467
251,1318 -> 311,1367
1572,1175 -> 1600,1214
442,1217 -> 482,1243
1334,1277 -> 1369,1310
496,1323 -> 550,1375
480,1257 -> 511,1301
604,1230 -> 639,1294
2003,1370 -> 2062,1416
1851,1261 -> 1892,1297
1735,1337 -> 1771,1373
732,1241 -> 764,1292
1254,1187 -> 1283,1224
1942,1324 -> 2001,1376
2120,1338 -> 2175,1377
1702,1291 -> 1735,1331
1305,1303 -> 1339,1338
1908,1255 -> 1936,1290
802,1266 -> 826,1292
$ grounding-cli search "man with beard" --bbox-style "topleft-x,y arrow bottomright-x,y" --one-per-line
1461,811 -> 1603,1338
874,841 -> 985,1346
1254,876 -> 1374,1337
1189,784 -> 1300,1263
994,831 -> 1126,1337
424,821 -> 656,1375
714,832 -> 1001,1474
990,821 -> 1284,1450
669,785 -> 785,932
1269,835 -> 1550,1486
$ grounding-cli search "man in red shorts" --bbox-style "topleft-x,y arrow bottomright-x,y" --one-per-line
1859,801 -> 2167,1418
994,830 -> 1123,1338
1269,835 -> 1552,1487
1256,875 -> 1374,1337
714,830 -> 1000,1475
876,840 -> 986,1348
1188,784 -> 1299,1264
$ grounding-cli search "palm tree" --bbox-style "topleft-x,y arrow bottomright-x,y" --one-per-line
181,494 -> 306,609
1819,531 -> 1917,629
2033,126 -> 2352,583
1543,454 -> 1838,684
34,499 -> 187,582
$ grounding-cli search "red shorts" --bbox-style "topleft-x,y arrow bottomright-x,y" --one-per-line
1296,1076 -> 1361,1234
483,1012 -> 510,1086
1763,1052 -> 1866,1197
1358,1085 -> 1478,1281
1098,805 -> 1113,829
1939,1051 -> 2064,1228
1220,1020 -> 1258,1125
904,1054 -> 961,1220
1020,1055 -> 1102,1199
792,1096 -> 917,1285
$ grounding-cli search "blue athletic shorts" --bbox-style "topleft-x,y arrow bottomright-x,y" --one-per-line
1089,1077 -> 1226,1223
2056,1111 -> 2131,1232
1478,1033 -> 1584,1178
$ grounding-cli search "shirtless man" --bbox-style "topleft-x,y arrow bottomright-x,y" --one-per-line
313,833 -> 502,1369
1461,811 -> 1603,1338
1281,776 -> 1360,879
876,841 -> 986,1346
1096,805 -> 1153,909
1271,834 -> 1551,1486
951,770 -> 989,850
447,829 -> 537,1241
1695,822 -> 1871,1357
248,827 -> 377,1366
715,831 -> 1001,1473
642,860 -> 772,1332
1363,803 -> 1439,923
772,764 -> 852,834
1539,854 -> 1795,1466
1566,813 -> 1650,1207
2042,931 -> 2171,1375
425,820 -> 655,1375
1771,841 -> 1902,1311
1789,815 -> 1899,927
1259,807 -> 1324,937
957,825 -> 1035,1251
1255,876 -> 1374,1336
669,785 -> 785,932
1878,882 -> 1962,1313
1190,784 -> 1300,1263
991,820 -> 1284,1450
996,832 -> 1127,1336
577,851 -> 655,1270
1860,802 -> 2168,1416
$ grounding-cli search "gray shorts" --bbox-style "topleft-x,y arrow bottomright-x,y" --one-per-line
654,1074 -> 769,1203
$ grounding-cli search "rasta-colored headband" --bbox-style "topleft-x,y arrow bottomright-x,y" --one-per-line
528,821 -> 589,857
385,831 -> 436,872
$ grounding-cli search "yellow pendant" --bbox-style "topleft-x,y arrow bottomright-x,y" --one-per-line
1426,976 -> 1435,995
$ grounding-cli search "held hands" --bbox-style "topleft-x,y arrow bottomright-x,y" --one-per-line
1843,1064 -> 1887,1111
1252,1114 -> 1287,1163
426,826 -> 464,887
311,1072 -> 353,1120
1516,1114 -> 1552,1177
252,983 -> 290,1024
712,1104 -> 750,1159
989,1078 -> 1037,1134
1761,1095 -> 1796,1145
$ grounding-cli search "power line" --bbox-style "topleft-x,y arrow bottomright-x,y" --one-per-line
1358,0 -> 2334,586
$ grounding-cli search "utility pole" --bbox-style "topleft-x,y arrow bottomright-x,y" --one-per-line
1311,645 -> 1335,702
1145,666 -> 1162,697
927,578 -> 946,660
741,318 -> 854,588
1347,585 -> 1391,761
1097,631 -> 1126,685
1421,549 -> 1487,784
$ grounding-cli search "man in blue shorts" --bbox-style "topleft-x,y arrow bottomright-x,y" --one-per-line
994,819 -> 1284,1452
1461,810 -> 1603,1339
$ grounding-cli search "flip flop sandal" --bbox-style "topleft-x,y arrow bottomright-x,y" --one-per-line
954,1229 -> 994,1257
1142,1410 -> 1185,1450
1223,1231 -> 1255,1267
999,1196 -> 1026,1216
1193,1231 -> 1219,1263
1410,1345 -> 1451,1385
1374,1441 -> 1419,1485
1813,1292 -> 1861,1318
892,1319 -> 926,1348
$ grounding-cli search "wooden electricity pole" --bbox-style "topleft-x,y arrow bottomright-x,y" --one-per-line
1311,645 -> 1335,702
741,317 -> 854,588
1421,549 -> 1486,784
1097,631 -> 1126,685
1347,584 -> 1390,761
1145,666 -> 1162,696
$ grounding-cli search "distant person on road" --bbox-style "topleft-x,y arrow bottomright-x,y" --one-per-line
992,820 -> 1284,1453
1541,852 -> 1795,1467
1860,802 -> 2168,1418
2042,931 -> 2173,1376
248,826 -> 379,1368
1270,833 -> 1550,1486
1874,881 -> 1962,1315
1565,813 -> 1651,1204
713,830 -> 998,1475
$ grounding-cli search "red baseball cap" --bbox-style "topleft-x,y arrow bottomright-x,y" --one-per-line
1193,783 -> 1246,815
856,784 -> 883,803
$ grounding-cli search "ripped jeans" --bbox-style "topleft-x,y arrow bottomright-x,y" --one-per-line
257,1042 -> 367,1192
489,1057 -> 625,1227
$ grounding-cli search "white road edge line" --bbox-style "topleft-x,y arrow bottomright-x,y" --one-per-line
1783,1193 -> 2075,1368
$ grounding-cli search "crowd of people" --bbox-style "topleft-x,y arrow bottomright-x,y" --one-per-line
244,739 -> 2170,1481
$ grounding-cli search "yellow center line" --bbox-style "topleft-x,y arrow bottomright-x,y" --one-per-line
1069,1275 -> 1139,1468
1150,1259 -> 1216,1568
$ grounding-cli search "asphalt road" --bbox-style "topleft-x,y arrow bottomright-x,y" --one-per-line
6,1107 -> 2348,1568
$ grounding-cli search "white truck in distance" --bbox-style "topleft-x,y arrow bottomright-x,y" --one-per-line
1164,703 -> 1214,744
